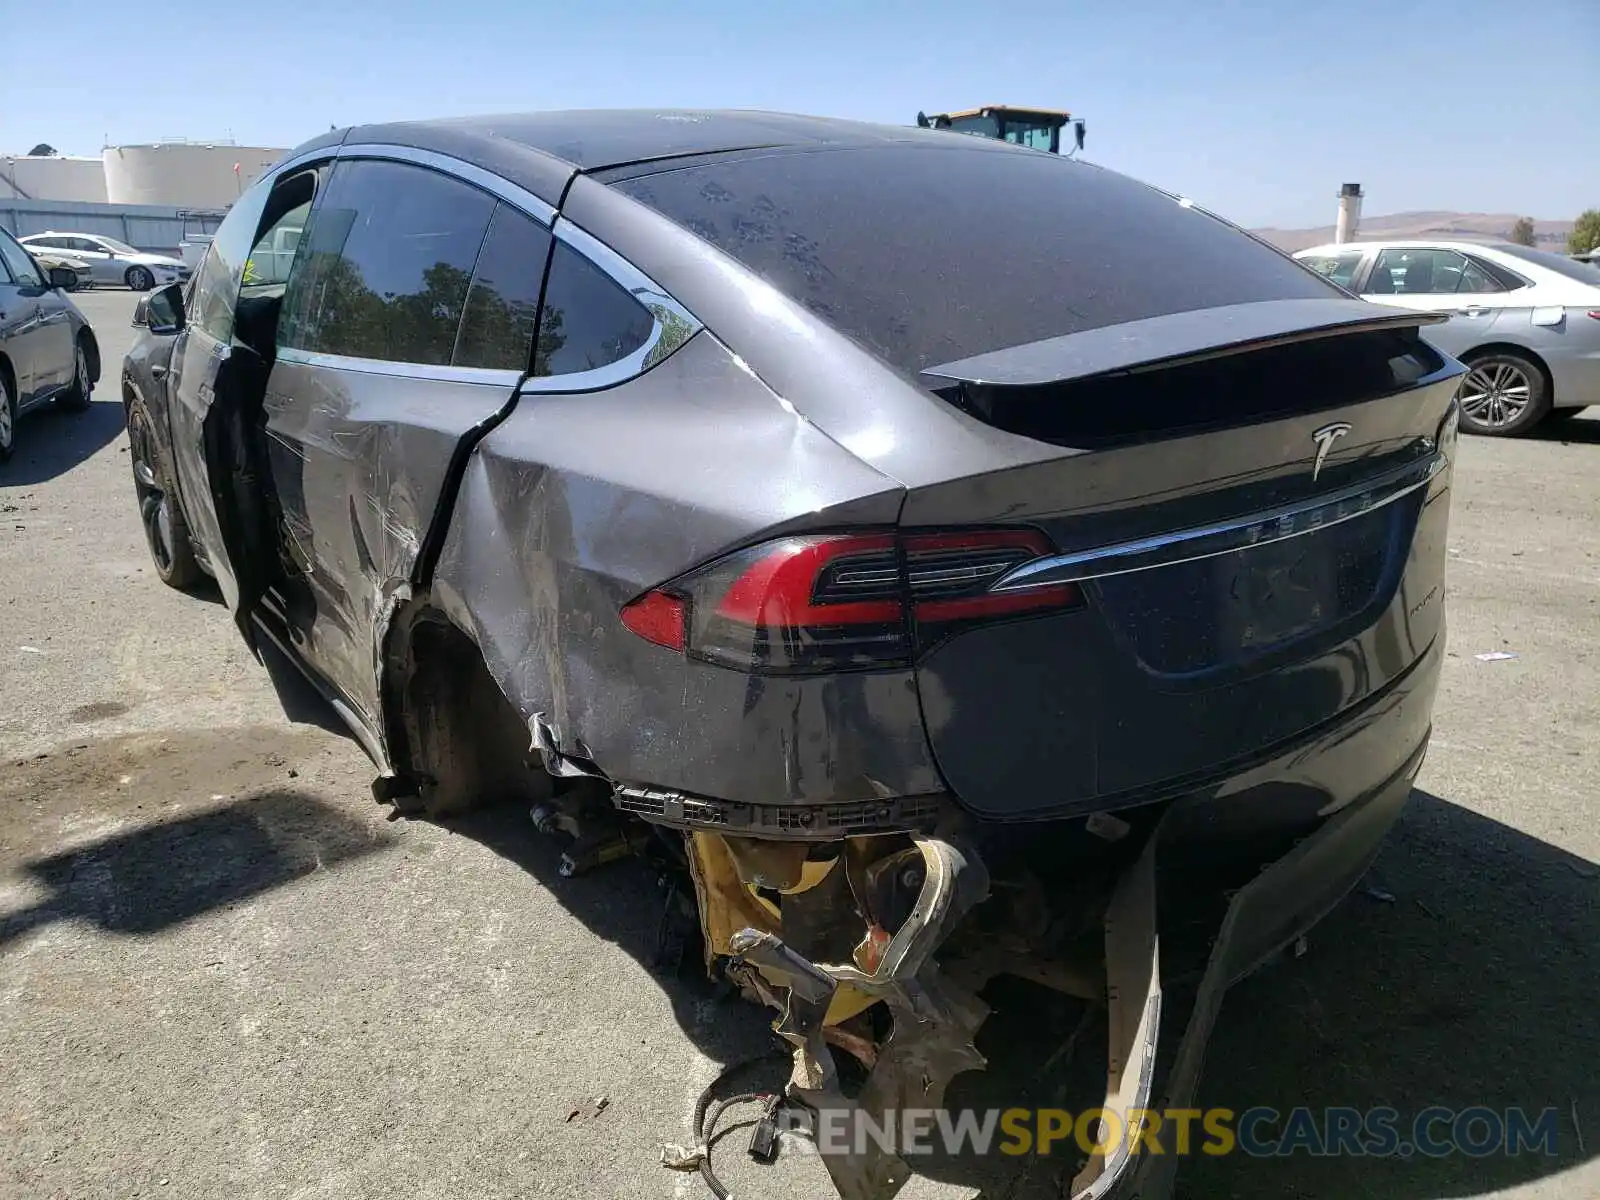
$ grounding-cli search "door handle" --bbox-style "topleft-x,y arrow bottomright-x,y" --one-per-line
151,365 -> 168,379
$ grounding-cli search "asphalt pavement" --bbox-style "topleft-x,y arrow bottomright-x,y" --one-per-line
2,289 -> 1596,1200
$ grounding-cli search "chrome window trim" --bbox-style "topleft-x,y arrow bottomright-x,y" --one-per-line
994,452 -> 1446,591
517,216 -> 704,396
275,345 -> 522,388
333,143 -> 558,226
267,142 -> 700,391
261,145 -> 334,184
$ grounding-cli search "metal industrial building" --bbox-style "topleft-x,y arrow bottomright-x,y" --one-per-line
102,143 -> 287,206
2,141 -> 288,207
0,155 -> 108,203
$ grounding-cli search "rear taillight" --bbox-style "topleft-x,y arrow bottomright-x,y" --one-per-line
619,528 -> 1082,674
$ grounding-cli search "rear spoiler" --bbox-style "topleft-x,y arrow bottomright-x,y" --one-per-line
919,298 -> 1448,389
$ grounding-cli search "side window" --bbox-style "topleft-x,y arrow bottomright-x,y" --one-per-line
0,231 -> 42,286
452,203 -> 553,371
69,238 -> 101,253
244,193 -> 315,291
278,159 -> 495,366
1460,256 -> 1511,295
1369,248 -> 1471,295
534,240 -> 654,377
1302,251 -> 1365,289
189,242 -> 238,341
183,171 -> 279,344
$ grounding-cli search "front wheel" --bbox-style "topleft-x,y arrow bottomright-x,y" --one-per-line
127,395 -> 203,589
125,265 -> 155,292
55,337 -> 93,413
1456,352 -> 1551,437
0,368 -> 16,463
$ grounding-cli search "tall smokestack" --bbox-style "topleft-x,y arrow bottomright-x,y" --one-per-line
1335,183 -> 1364,245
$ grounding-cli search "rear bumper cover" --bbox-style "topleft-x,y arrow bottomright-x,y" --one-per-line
1115,725 -> 1427,1199
717,636 -> 1437,1200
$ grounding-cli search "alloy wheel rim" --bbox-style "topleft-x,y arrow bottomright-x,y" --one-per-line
75,346 -> 88,393
1458,361 -> 1532,428
0,385 -> 12,450
128,413 -> 173,568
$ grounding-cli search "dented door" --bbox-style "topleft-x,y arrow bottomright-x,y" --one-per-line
257,158 -> 554,726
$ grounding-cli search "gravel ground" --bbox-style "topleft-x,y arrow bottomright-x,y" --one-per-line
2,290 -> 1596,1200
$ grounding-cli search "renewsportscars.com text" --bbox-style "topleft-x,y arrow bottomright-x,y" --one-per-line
796,1105 -> 1561,1159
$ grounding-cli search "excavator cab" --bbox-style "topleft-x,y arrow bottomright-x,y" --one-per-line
916,104 -> 1084,154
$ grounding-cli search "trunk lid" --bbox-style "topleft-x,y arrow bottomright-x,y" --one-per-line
904,300 -> 1461,820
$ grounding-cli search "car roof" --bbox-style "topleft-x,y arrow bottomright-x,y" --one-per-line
344,108 -> 952,170
307,108 -> 1021,206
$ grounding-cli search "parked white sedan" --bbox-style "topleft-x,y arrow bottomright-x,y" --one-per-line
18,232 -> 190,293
1295,240 -> 1600,436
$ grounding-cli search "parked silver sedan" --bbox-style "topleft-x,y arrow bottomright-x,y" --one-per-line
0,227 -> 101,462
18,231 -> 190,292
1296,239 -> 1600,435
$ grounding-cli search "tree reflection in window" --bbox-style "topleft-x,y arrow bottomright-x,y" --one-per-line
534,241 -> 652,377
274,170 -> 692,379
285,248 -> 472,365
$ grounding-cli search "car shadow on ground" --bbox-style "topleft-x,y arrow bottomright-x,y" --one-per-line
1173,787 -> 1598,1199
439,802 -> 778,1069
1528,411 -> 1600,444
0,789 -> 397,952
0,395 -> 125,486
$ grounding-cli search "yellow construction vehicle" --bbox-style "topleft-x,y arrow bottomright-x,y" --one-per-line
915,104 -> 1086,154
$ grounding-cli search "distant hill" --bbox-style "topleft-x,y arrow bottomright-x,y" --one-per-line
1252,211 -> 1575,254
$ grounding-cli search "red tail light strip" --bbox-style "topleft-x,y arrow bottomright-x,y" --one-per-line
715,534 -> 901,627
620,527 -> 1083,674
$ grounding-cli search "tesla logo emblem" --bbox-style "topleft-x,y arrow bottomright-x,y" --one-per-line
1310,422 -> 1352,482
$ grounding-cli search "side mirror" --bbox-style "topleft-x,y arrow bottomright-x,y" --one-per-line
145,281 -> 186,335
47,266 -> 77,290
132,297 -> 150,328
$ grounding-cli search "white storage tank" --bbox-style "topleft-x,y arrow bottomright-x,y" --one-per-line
0,155 -> 109,203
103,142 -> 289,208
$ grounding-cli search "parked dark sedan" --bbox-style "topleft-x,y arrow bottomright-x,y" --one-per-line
120,110 -> 1461,1200
0,227 -> 101,462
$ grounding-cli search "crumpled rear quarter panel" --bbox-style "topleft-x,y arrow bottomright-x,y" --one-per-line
431,333 -> 945,804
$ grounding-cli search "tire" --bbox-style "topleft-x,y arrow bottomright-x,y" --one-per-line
0,366 -> 16,464
55,336 -> 93,413
125,265 -> 155,292
126,395 -> 203,589
1455,351 -> 1551,437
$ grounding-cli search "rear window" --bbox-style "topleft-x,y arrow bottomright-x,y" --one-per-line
614,146 -> 1338,375
1490,243 -> 1600,285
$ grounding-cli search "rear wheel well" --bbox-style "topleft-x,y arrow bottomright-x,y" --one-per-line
1459,342 -> 1554,402
382,607 -> 552,818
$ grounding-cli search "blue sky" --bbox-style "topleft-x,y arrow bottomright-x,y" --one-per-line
3,0 -> 1593,228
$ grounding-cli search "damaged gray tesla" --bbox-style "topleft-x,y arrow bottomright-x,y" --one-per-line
120,110 -> 1462,1199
